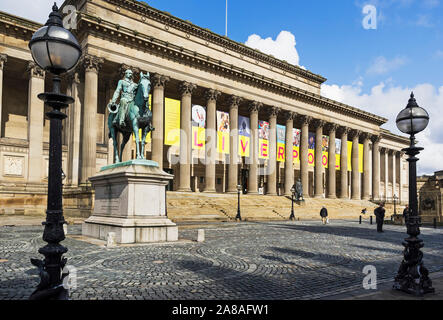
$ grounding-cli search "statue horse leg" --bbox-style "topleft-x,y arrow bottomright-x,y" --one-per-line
120,132 -> 131,161
140,125 -> 151,159
108,114 -> 120,163
130,114 -> 142,159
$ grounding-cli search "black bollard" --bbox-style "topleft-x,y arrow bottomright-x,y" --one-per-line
370,216 -> 373,225
359,215 -> 362,224
434,218 -> 437,229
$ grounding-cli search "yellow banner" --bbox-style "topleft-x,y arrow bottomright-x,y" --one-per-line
259,139 -> 269,159
347,141 -> 364,173
164,97 -> 180,146
277,142 -> 285,162
239,136 -> 250,157
217,131 -> 229,154
192,126 -> 205,150
293,146 -> 300,164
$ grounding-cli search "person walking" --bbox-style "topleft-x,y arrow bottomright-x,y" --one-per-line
320,206 -> 328,225
402,205 -> 410,225
374,203 -> 386,232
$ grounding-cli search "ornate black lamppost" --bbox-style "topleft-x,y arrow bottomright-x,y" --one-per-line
289,185 -> 295,221
393,92 -> 434,296
28,3 -> 82,300
235,184 -> 242,221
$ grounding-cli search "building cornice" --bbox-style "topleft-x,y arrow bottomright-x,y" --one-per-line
380,129 -> 410,145
76,14 -> 387,126
102,0 -> 327,85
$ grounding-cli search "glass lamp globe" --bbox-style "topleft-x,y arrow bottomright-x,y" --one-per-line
237,184 -> 242,192
29,3 -> 81,75
396,92 -> 429,135
291,186 -> 295,194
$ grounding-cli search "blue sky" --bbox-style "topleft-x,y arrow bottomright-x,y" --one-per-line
1,0 -> 442,174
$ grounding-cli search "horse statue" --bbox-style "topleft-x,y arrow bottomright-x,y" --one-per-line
107,69 -> 154,163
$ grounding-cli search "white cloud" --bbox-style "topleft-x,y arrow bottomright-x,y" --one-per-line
245,31 -> 301,67
366,56 -> 408,75
321,81 -> 443,175
0,0 -> 55,23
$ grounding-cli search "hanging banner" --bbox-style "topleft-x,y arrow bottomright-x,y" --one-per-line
335,138 -> 341,169
192,105 -> 206,150
164,97 -> 181,146
322,135 -> 329,168
217,111 -> 230,154
308,132 -> 315,167
258,120 -> 269,159
238,116 -> 250,157
277,125 -> 286,162
347,141 -> 364,173
293,128 -> 300,164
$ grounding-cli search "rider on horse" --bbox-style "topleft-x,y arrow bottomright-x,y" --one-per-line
111,69 -> 138,127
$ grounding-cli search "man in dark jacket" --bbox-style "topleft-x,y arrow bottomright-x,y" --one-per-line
402,205 -> 410,225
320,206 -> 328,224
374,203 -> 386,232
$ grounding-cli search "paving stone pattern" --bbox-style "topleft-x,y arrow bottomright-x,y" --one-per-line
0,220 -> 442,300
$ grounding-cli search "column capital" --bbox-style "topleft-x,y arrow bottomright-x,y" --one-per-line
325,123 -> 339,134
371,134 -> 381,144
204,89 -> 221,102
66,71 -> 80,84
248,101 -> 262,114
268,106 -> 280,118
119,63 -> 141,78
312,119 -> 325,129
178,81 -> 196,96
27,61 -> 45,79
300,115 -> 313,126
338,126 -> 351,136
82,54 -> 104,73
387,149 -> 395,156
284,110 -> 297,122
349,129 -> 361,139
152,73 -> 170,89
361,132 -> 371,141
228,95 -> 243,107
380,147 -> 387,154
0,54 -> 7,70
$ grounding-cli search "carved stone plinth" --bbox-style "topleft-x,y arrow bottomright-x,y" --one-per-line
82,160 -> 178,244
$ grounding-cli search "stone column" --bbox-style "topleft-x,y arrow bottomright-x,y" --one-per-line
371,135 -> 381,201
398,152 -> 404,204
380,147 -> 388,200
203,89 -> 220,193
67,72 -> 82,186
27,62 -> 45,183
248,101 -> 261,194
300,115 -> 312,198
284,111 -> 296,195
351,129 -> 361,200
267,107 -> 280,196
327,123 -> 338,199
151,74 -> 169,170
314,119 -> 325,198
227,96 -> 242,193
81,55 -> 103,184
105,81 -> 114,165
339,126 -> 350,199
362,133 -> 371,200
0,54 -> 7,135
177,82 -> 196,192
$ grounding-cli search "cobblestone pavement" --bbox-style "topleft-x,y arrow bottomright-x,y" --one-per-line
1,220 -> 442,300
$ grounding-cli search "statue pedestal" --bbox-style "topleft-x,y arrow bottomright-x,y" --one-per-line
82,160 -> 178,244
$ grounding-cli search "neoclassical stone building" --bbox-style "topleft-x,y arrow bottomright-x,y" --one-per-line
0,0 -> 409,216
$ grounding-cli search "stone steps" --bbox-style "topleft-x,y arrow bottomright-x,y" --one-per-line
166,192 -> 379,222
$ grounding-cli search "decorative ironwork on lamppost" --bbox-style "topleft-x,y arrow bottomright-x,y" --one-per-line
235,184 -> 242,221
28,2 -> 82,300
289,185 -> 295,221
392,92 -> 434,296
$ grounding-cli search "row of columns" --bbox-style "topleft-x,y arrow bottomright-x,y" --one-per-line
0,53 -> 404,202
